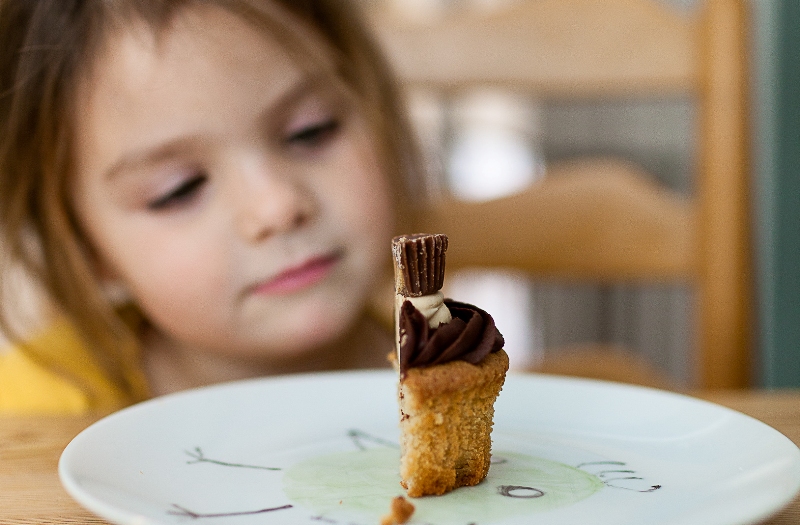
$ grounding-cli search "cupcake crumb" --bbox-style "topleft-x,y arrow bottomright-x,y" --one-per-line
380,496 -> 415,525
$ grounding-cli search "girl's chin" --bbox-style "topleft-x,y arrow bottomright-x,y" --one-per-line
279,318 -> 356,354
267,293 -> 365,339
241,311 -> 361,357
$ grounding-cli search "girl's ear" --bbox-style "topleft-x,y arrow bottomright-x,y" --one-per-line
95,258 -> 131,306
100,277 -> 132,306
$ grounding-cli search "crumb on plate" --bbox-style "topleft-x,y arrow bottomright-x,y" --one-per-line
380,496 -> 415,525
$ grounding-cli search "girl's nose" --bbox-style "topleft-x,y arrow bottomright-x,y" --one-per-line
232,159 -> 315,242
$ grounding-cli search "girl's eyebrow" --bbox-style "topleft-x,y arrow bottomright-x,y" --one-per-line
104,138 -> 199,181
103,75 -> 325,181
267,74 -> 325,117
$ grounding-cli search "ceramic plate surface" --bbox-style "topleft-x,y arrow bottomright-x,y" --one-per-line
60,371 -> 800,525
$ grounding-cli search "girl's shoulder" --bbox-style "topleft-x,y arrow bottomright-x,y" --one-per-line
0,321 -> 132,414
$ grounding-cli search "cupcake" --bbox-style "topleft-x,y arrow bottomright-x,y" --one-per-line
390,233 -> 508,497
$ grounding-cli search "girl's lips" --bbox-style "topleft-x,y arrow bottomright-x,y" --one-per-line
253,252 -> 341,296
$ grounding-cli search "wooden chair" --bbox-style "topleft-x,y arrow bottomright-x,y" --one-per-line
366,0 -> 752,389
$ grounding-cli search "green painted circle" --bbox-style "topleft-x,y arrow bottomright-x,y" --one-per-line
283,448 -> 603,524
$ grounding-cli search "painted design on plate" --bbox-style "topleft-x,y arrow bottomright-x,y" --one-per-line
171,447 -> 290,519
184,447 -> 282,471
283,448 -> 604,525
168,503 -> 293,519
282,431 -> 604,525
167,430 -> 662,524
577,461 -> 661,493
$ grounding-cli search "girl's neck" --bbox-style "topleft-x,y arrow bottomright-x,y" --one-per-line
140,314 -> 392,396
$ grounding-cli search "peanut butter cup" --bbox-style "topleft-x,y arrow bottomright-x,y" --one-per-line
391,233 -> 447,297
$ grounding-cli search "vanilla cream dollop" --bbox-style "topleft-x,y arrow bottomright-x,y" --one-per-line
394,291 -> 452,356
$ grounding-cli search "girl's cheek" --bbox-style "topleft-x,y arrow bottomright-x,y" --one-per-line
123,227 -> 225,300
358,170 -> 394,236
342,142 -> 393,221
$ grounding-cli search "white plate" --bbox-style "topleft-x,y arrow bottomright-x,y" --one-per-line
60,371 -> 800,525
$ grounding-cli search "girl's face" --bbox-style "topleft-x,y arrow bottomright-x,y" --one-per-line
72,7 -> 394,362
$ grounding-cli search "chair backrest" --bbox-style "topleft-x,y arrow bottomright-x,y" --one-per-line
366,0 -> 752,389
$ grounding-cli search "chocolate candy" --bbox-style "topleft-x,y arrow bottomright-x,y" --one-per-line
392,233 -> 448,297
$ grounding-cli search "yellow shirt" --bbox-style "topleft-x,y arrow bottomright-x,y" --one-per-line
0,321 -> 142,414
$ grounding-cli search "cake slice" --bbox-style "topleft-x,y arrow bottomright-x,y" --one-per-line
390,233 -> 508,497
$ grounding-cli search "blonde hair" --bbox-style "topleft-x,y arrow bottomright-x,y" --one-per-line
0,0 -> 422,405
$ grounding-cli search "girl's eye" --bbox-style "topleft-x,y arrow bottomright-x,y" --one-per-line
147,173 -> 207,211
285,118 -> 340,149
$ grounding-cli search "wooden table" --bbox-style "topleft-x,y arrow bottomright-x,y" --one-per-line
1,390 -> 798,524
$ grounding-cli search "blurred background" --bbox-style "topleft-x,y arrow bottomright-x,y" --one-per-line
3,0 -> 795,393
359,0 -> 800,390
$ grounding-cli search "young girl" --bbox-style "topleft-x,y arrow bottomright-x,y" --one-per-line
0,0 -> 424,413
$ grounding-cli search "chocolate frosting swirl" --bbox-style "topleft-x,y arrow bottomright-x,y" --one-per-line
398,299 -> 505,375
